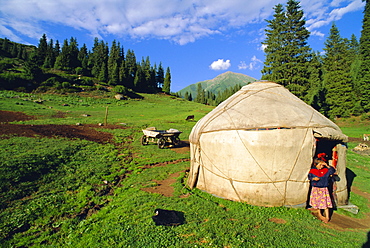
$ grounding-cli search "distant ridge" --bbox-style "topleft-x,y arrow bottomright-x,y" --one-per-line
177,71 -> 257,98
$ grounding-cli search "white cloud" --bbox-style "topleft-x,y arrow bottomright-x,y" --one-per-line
310,30 -> 325,38
304,0 -> 365,31
260,44 -> 267,51
0,0 -> 278,45
209,59 -> 231,70
238,56 -> 262,71
0,0 -> 365,45
249,56 -> 263,70
238,61 -> 248,70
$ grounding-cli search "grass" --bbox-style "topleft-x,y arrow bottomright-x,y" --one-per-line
0,90 -> 369,247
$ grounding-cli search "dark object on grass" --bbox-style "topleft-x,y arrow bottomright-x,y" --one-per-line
152,209 -> 184,226
185,115 -> 194,121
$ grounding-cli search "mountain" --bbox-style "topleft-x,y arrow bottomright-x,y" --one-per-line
177,71 -> 257,98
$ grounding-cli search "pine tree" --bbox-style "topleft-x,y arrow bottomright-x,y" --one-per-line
347,34 -> 363,115
16,44 -> 24,59
118,46 -> 127,85
140,56 -> 151,92
108,40 -> 121,85
68,37 -> 80,70
358,0 -> 370,112
53,38 -> 79,71
109,63 -> 119,86
322,23 -> 354,118
119,61 -> 128,86
194,83 -> 205,103
261,4 -> 285,81
43,39 -> 56,68
54,39 -> 69,70
37,34 -> 48,66
77,43 -> 89,74
149,64 -> 157,92
1,38 -> 10,52
156,62 -> 164,89
10,43 -> 18,57
90,39 -> 108,78
99,61 -> 108,82
24,51 -> 42,81
261,0 -> 311,99
125,49 -> 137,89
305,52 -> 326,113
163,67 -> 171,94
54,40 -> 60,58
133,65 -> 145,92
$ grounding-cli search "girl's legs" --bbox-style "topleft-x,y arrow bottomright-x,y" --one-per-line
317,209 -> 325,220
323,208 -> 330,223
317,208 -> 330,223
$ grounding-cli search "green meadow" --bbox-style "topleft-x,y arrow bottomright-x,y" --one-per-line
0,90 -> 369,247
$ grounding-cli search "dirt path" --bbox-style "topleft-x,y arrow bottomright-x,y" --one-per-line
141,171 -> 181,197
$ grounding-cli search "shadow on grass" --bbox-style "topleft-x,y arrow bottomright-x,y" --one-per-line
346,168 -> 357,199
363,232 -> 370,248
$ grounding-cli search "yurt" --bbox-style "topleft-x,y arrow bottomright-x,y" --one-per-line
187,81 -> 348,207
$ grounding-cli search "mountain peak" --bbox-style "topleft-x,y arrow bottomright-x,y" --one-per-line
177,72 -> 257,98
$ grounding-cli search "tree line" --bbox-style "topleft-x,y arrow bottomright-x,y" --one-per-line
182,83 -> 243,106
261,0 -> 369,119
0,35 -> 171,94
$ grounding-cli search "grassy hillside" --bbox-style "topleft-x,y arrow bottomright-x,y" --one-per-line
177,71 -> 257,98
0,90 -> 369,247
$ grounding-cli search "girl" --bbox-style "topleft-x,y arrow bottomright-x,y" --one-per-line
308,158 -> 336,223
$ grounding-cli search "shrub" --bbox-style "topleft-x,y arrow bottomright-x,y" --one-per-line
75,67 -> 83,75
0,59 -> 14,71
62,81 -> 71,89
360,113 -> 370,121
80,78 -> 94,86
112,85 -> 127,95
41,77 -> 59,86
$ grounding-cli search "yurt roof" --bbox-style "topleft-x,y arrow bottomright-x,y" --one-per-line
190,81 -> 348,143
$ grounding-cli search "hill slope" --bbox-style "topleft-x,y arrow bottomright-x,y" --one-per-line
177,71 -> 257,98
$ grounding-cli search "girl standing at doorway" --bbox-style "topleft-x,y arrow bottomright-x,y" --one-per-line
308,158 -> 336,223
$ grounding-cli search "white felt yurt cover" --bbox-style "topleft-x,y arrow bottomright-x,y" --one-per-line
187,81 -> 348,207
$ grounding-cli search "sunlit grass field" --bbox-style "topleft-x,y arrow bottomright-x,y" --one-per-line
0,90 -> 369,247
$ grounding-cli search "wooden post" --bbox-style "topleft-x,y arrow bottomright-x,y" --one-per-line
104,106 -> 109,126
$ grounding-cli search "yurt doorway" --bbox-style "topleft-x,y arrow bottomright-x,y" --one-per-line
311,137 -> 348,206
314,138 -> 339,167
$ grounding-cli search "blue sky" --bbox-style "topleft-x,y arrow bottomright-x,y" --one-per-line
0,0 -> 365,92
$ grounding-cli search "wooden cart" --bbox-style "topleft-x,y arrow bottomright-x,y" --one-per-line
141,127 -> 182,149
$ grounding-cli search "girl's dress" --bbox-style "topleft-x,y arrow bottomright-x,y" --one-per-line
308,166 -> 336,209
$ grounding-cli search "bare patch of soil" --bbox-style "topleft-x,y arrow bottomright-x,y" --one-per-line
348,137 -> 370,146
268,218 -> 287,224
170,140 -> 190,154
308,186 -> 370,230
141,159 -> 190,169
0,110 -> 34,123
0,110 -> 127,143
310,208 -> 370,230
141,171 -> 181,197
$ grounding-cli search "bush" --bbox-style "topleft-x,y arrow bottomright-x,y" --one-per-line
0,59 -> 14,71
360,113 -> 370,121
62,81 -> 71,88
0,72 -> 32,91
80,78 -> 94,86
75,67 -> 83,75
112,85 -> 127,95
41,77 -> 59,86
